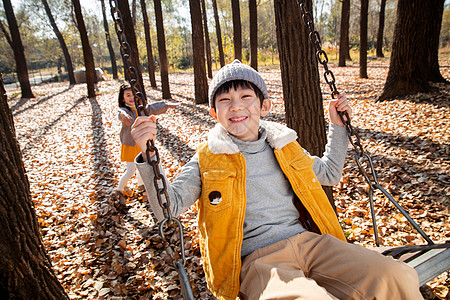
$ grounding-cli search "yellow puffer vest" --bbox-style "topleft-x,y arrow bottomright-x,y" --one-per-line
196,136 -> 346,300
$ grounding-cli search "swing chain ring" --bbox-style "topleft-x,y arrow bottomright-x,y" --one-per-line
109,0 -> 189,269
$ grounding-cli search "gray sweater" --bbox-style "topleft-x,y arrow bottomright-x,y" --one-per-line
136,121 -> 349,256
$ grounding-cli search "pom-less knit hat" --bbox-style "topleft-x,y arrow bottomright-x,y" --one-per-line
208,59 -> 269,107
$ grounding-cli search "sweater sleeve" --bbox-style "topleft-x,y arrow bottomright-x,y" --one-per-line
118,107 -> 131,121
311,124 -> 349,186
145,101 -> 169,115
135,153 -> 202,222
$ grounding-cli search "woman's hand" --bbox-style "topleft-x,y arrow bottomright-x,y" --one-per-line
131,115 -> 157,161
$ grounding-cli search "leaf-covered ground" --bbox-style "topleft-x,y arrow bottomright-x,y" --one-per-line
7,60 -> 450,299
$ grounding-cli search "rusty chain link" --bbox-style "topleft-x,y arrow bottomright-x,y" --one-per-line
109,1 -> 194,298
295,0 -> 433,246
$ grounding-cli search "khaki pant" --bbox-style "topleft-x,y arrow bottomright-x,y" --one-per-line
239,231 -> 422,300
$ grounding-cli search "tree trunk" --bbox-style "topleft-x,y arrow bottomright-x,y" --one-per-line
140,0 -> 157,87
274,0 -> 333,206
132,0 -> 137,27
42,0 -> 76,85
189,0 -> 208,104
422,0 -> 447,83
338,0 -> 350,67
117,0 -> 146,99
109,0 -> 128,79
231,0 -> 243,61
359,0 -> 368,79
72,0 -> 96,97
249,0 -> 258,70
378,0 -> 446,101
0,73 -> 68,299
100,0 -> 118,80
200,0 -> 213,79
2,0 -> 34,98
0,20 -> 12,47
153,0 -> 171,99
212,0 -> 225,68
376,0 -> 386,58
274,0 -> 327,154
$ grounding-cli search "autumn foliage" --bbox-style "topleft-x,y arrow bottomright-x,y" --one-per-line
6,60 -> 449,299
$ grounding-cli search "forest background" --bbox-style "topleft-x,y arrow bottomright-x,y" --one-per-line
1,0 -> 450,299
2,0 -> 449,84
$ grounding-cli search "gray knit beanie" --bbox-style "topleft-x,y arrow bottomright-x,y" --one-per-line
208,59 -> 269,107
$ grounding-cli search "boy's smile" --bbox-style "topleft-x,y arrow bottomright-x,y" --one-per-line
209,86 -> 271,142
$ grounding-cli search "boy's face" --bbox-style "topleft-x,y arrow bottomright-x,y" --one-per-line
209,85 -> 271,142
123,89 -> 135,106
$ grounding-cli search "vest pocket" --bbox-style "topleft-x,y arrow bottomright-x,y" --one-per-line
201,170 -> 236,212
290,158 -> 322,191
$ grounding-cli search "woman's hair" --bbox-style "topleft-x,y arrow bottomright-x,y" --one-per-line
212,80 -> 265,109
118,83 -> 132,107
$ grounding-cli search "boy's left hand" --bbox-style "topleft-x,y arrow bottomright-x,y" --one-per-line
329,92 -> 352,127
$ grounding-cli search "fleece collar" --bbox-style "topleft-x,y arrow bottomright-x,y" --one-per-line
207,120 -> 298,154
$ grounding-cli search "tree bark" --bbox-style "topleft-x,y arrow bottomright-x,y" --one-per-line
200,0 -> 213,79
153,0 -> 171,99
274,0 -> 327,154
117,0 -> 146,99
359,0 -> 368,79
231,0 -> 243,61
249,0 -> 258,70
189,0 -> 208,104
0,20 -> 12,47
212,0 -> 225,68
274,0 -> 333,205
42,0 -> 76,84
378,0 -> 446,101
0,73 -> 68,299
100,0 -> 118,79
422,0 -> 447,83
132,0 -> 137,27
376,0 -> 386,58
140,0 -> 157,87
72,0 -> 96,97
338,0 -> 350,67
2,0 -> 34,98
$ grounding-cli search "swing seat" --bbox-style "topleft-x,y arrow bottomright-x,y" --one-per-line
354,183 -> 450,287
370,243 -> 450,286
381,244 -> 450,286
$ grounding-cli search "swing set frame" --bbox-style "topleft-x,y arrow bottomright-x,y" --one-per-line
110,0 -> 449,297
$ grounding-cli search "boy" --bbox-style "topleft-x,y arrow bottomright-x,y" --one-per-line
131,60 -> 422,300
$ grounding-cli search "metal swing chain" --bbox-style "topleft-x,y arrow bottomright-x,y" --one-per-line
109,1 -> 194,298
295,0 -> 433,246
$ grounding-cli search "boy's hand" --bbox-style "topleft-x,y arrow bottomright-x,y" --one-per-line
131,115 -> 157,161
120,111 -> 133,126
329,92 -> 352,127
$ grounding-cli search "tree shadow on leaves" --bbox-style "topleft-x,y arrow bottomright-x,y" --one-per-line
21,96 -> 84,154
12,86 -> 73,116
86,97 -> 193,298
344,126 -> 449,206
86,96 -> 138,297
